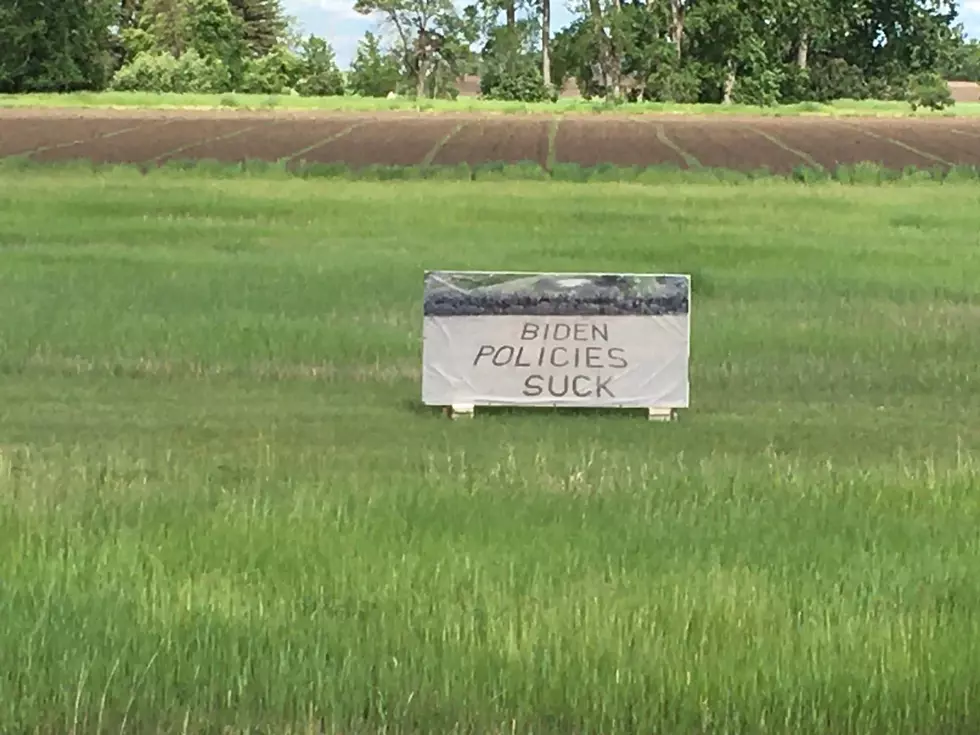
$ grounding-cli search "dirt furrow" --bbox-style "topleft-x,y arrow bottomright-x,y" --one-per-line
432,119 -> 549,167
2,110 -> 979,172
554,119 -> 688,168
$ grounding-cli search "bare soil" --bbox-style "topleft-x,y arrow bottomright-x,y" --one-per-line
949,82 -> 980,103
853,119 -> 980,167
553,119 -> 687,168
0,119 -> 141,156
660,121 -> 812,173
749,118 -> 940,171
161,120 -> 360,164
432,119 -> 549,166
30,120 -> 249,164
2,109 -> 979,173
307,119 -> 458,166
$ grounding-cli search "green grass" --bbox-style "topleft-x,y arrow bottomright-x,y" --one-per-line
3,90 -> 980,117
3,154 -> 980,185
2,166 -> 980,734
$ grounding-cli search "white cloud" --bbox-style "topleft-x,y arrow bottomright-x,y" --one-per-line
284,0 -> 376,65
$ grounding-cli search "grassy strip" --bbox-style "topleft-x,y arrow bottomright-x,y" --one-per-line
2,171 -> 980,733
3,154 -> 979,185
3,90 -> 980,117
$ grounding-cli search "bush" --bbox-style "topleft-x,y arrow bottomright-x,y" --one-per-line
808,57 -> 868,102
240,45 -> 303,95
644,64 -> 701,103
731,65 -> 784,107
907,71 -> 954,111
110,52 -> 179,92
480,63 -> 552,102
779,64 -> 812,104
110,50 -> 232,94
174,49 -> 231,93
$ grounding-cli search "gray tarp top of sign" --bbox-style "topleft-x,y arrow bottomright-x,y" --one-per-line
423,271 -> 690,317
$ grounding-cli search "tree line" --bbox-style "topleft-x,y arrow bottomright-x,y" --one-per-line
2,0 -> 979,106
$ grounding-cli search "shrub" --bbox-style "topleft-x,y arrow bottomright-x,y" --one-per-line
907,72 -> 954,111
808,57 -> 868,102
779,64 -> 812,104
644,64 -> 701,103
731,66 -> 784,107
480,63 -> 552,102
174,49 -> 231,93
110,51 -> 179,92
240,45 -> 303,95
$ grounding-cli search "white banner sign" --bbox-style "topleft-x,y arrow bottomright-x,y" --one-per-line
421,271 -> 690,409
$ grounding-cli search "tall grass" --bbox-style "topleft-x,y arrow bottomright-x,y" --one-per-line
1,170 -> 980,733
2,154 -> 979,186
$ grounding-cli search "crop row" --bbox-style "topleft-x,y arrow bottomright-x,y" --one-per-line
2,114 -> 980,173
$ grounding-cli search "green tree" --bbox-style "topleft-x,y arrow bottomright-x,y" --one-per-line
943,38 -> 980,82
353,0 -> 477,98
228,0 -> 287,57
0,0 -> 115,93
240,44 -> 302,92
479,24 -> 552,101
182,0 -> 247,68
348,31 -> 402,96
295,36 -> 346,96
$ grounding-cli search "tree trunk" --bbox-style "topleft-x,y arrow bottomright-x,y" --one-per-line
796,30 -> 809,69
541,0 -> 551,90
669,0 -> 684,59
588,0 -> 620,99
587,0 -> 608,89
416,58 -> 427,98
611,0 -> 621,93
723,60 -> 735,104
506,1 -> 515,29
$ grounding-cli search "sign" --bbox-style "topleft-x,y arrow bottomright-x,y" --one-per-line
421,271 -> 690,409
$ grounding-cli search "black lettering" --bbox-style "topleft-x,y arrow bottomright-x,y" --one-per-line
574,323 -> 588,341
521,323 -> 538,340
585,346 -> 602,369
548,375 -> 569,397
553,323 -> 571,341
492,346 -> 515,366
608,347 -> 627,369
514,346 -> 532,367
592,323 -> 609,342
572,375 -> 591,397
474,345 -> 494,366
596,375 -> 614,398
550,347 -> 569,368
523,375 -> 543,397
537,347 -> 546,366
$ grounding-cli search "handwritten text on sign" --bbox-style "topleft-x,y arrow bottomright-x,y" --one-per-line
472,321 -> 628,398
422,314 -> 689,408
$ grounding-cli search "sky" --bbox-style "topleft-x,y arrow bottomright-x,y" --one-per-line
285,0 -> 980,69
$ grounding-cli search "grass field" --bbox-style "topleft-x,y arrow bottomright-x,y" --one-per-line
4,90 -> 980,117
2,168 -> 980,734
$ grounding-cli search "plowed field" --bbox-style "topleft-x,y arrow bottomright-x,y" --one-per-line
2,108 -> 979,172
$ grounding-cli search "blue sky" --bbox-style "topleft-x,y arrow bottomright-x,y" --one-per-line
285,0 -> 980,69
